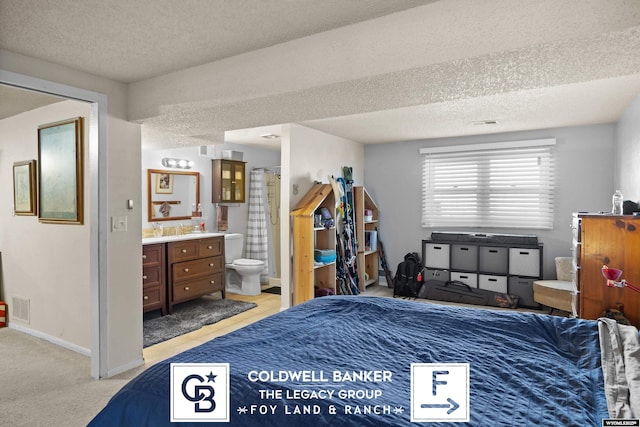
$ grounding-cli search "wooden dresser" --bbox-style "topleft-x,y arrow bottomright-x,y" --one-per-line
167,236 -> 225,313
142,243 -> 166,315
573,213 -> 640,327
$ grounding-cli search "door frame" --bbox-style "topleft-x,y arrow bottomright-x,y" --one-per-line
0,69 -> 108,379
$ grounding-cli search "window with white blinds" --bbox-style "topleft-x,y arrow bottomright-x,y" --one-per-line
421,139 -> 555,229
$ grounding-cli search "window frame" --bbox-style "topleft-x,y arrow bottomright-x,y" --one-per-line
420,139 -> 556,229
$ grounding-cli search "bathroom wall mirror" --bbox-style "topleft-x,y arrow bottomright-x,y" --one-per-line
147,169 -> 200,222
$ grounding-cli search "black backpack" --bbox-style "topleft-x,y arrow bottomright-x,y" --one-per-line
393,252 -> 423,298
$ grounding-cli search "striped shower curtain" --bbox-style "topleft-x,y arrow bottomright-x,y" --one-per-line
245,169 -> 270,282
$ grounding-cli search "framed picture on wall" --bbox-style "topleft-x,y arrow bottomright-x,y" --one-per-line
13,160 -> 37,216
155,172 -> 173,194
38,117 -> 84,224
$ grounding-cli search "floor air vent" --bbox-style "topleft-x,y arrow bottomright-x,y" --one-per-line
11,297 -> 30,324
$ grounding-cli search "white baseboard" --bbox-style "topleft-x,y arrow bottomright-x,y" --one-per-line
107,358 -> 144,378
9,323 -> 91,356
9,322 -> 144,378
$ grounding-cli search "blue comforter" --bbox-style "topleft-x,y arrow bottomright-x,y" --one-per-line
89,296 -> 608,426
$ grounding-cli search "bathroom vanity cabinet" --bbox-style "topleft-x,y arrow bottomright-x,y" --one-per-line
167,236 -> 225,313
142,243 -> 166,315
143,234 -> 225,315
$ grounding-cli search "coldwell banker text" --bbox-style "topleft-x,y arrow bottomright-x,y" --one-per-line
247,370 -> 393,383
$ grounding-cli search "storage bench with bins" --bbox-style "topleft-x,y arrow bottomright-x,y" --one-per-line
421,232 -> 543,308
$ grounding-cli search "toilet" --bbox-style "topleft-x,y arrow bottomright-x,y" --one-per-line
224,233 -> 265,296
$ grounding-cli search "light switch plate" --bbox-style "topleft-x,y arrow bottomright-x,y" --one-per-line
112,216 -> 127,232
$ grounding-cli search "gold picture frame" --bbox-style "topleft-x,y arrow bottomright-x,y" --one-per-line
38,117 -> 84,224
13,160 -> 37,216
155,172 -> 174,194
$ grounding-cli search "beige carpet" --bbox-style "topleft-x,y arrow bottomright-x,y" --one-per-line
0,328 -> 141,427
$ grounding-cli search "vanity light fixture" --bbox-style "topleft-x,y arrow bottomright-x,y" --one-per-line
161,157 -> 195,169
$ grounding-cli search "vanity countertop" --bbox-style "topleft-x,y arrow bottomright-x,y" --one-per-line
142,232 -> 225,245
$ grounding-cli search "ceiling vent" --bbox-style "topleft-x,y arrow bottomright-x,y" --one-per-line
199,145 -> 215,157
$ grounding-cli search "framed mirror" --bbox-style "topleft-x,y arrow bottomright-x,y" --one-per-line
147,169 -> 200,222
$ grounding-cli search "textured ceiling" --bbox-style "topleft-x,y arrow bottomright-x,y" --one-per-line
1,0 -> 640,149
0,85 -> 63,119
0,0 -> 434,83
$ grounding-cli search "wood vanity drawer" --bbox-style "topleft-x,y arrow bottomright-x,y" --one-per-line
208,255 -> 224,272
168,240 -> 199,263
142,243 -> 166,315
199,237 -> 223,257
143,285 -> 164,313
172,273 -> 224,303
166,236 -> 226,313
143,286 -> 162,305
172,256 -> 223,281
143,243 -> 164,266
143,266 -> 162,287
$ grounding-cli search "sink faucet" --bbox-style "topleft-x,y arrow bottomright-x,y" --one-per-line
176,223 -> 183,235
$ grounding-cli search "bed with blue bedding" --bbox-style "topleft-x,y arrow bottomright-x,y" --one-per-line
89,296 -> 638,426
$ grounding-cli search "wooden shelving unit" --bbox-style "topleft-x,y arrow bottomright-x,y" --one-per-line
290,183 -> 337,305
354,186 -> 380,290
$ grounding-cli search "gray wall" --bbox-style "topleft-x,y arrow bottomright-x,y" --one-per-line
364,124 -> 615,280
616,94 -> 640,201
216,142 -> 281,237
141,142 -> 280,236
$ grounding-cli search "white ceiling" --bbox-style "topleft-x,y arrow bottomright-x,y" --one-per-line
1,0 -> 640,149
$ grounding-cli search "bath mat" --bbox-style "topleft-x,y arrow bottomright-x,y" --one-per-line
143,296 -> 256,347
262,286 -> 281,295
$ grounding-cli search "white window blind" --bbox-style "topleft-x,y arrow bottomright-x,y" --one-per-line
421,139 -> 555,229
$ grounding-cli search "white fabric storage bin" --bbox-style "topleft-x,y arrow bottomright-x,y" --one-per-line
479,274 -> 508,293
424,243 -> 450,269
509,248 -> 540,277
450,271 -> 478,288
